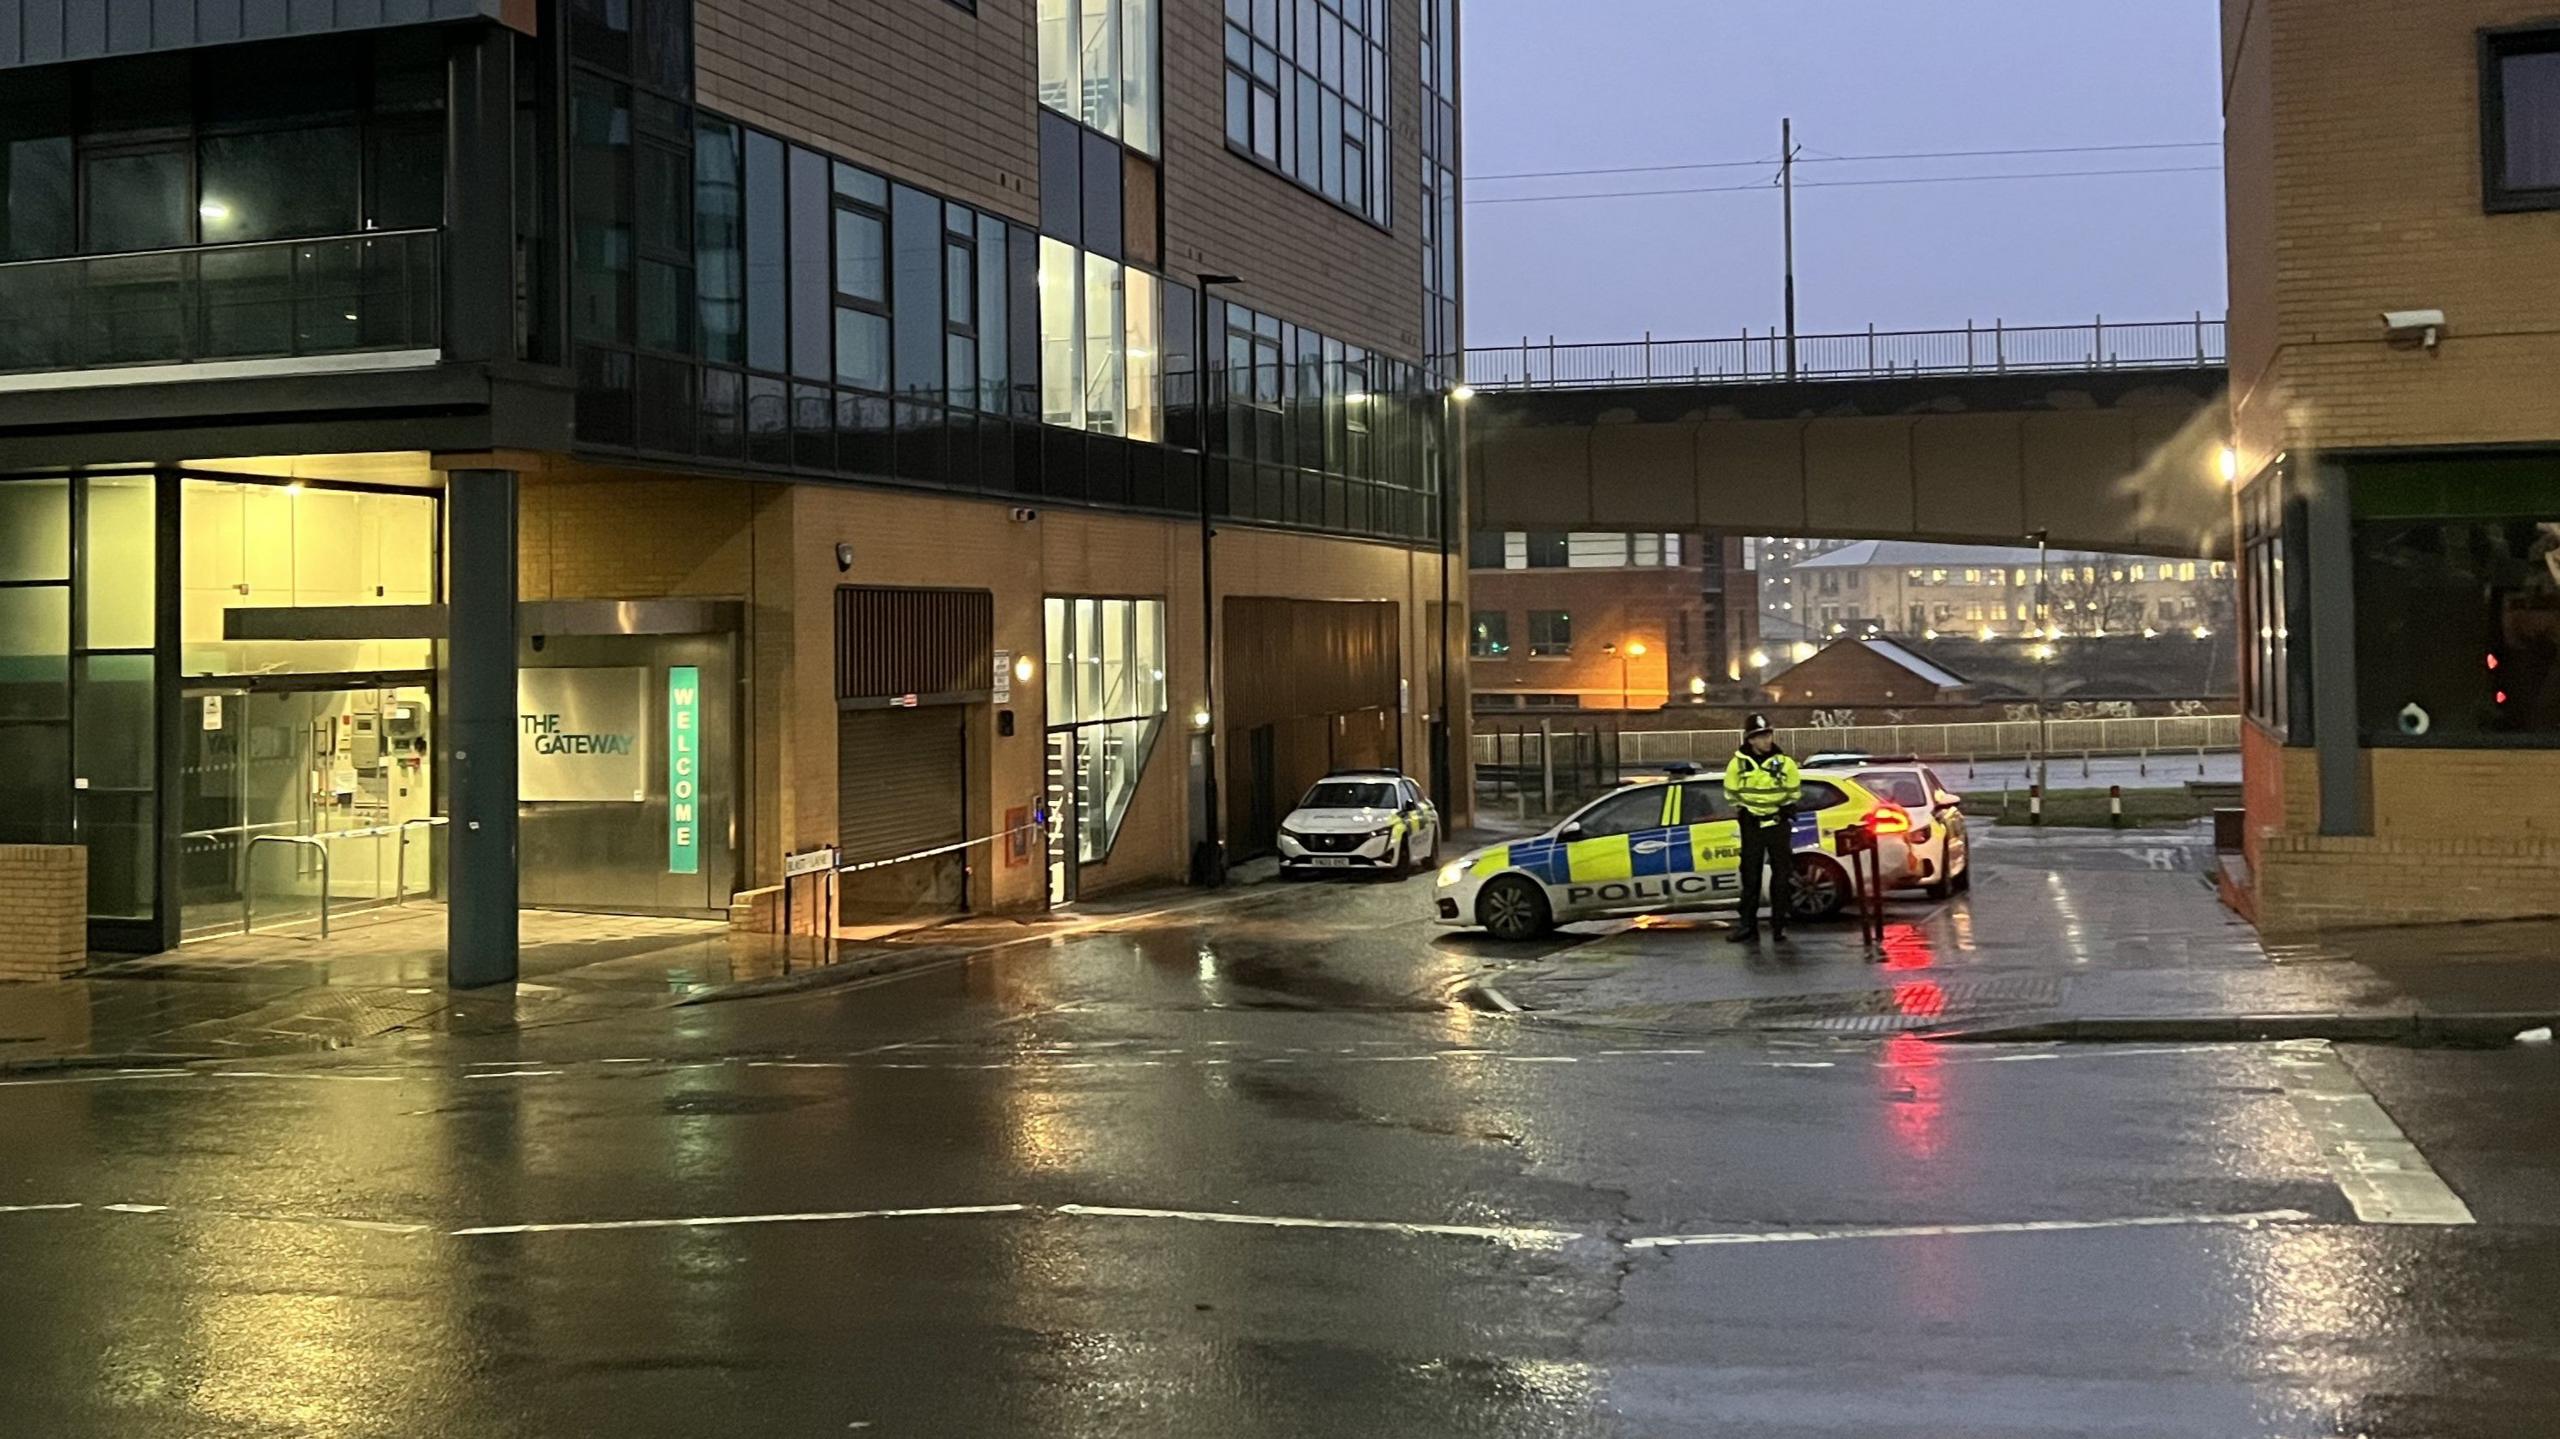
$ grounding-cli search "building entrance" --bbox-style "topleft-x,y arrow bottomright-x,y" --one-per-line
178,682 -> 436,938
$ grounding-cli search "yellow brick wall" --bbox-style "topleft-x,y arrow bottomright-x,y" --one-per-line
2258,833 -> 2560,931
2228,0 -> 2560,459
528,468 -> 1458,911
0,845 -> 88,981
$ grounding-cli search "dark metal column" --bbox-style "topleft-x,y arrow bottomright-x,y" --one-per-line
447,469 -> 519,987
2305,460 -> 2366,837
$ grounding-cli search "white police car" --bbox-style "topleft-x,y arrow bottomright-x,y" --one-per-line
1434,769 -> 1913,940
1276,770 -> 1441,877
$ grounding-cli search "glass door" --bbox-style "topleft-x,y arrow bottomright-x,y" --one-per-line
1044,728 -> 1077,905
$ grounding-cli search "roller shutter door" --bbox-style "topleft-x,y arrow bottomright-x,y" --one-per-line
837,708 -> 966,917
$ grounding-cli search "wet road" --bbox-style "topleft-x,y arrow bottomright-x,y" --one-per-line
4,863 -> 2557,1437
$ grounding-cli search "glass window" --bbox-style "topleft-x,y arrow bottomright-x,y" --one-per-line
1568,533 -> 1629,568
694,119 -> 744,365
834,307 -> 889,391
1676,780 -> 1733,823
788,146 -> 830,380
197,127 -> 360,244
2487,32 -> 2560,207
0,476 -> 69,581
1124,266 -> 1160,442
1044,596 -> 1168,863
832,206 -> 886,304
83,149 -> 190,253
1528,609 -> 1572,657
1,117 -> 74,260
1523,532 -> 1568,568
1469,611 -> 1508,657
1039,236 -> 1083,429
1080,128 -> 1122,258
1570,786 -> 1664,839
1079,0 -> 1122,134
569,76 -> 632,344
1083,250 -> 1125,436
977,216 -> 1009,413
891,184 -> 944,397
83,474 -> 155,651
1039,108 -> 1082,240
1121,0 -> 1160,155
743,130 -> 786,373
2357,515 -> 2560,742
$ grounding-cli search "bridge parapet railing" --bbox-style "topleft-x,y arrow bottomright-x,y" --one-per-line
1465,317 -> 2226,390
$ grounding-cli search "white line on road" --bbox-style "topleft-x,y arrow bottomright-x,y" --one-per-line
211,1071 -> 403,1084
449,1203 -> 1030,1237
464,1070 -> 565,1080
1627,1209 -> 2317,1249
0,1203 -> 81,1213
0,1070 -> 193,1088
1053,1203 -> 1583,1248
2274,1042 -> 2475,1226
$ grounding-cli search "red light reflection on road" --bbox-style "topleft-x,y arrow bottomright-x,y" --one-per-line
1878,1031 -> 1945,1160
1880,927 -> 1937,971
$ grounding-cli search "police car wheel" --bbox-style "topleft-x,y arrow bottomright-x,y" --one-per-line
1477,876 -> 1552,941
1790,856 -> 1852,922
1953,858 -> 1973,893
1389,838 -> 1413,878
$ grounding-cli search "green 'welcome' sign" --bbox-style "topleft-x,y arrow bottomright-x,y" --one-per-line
668,666 -> 701,875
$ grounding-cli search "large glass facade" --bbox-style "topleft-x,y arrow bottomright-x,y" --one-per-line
2352,467 -> 2560,744
1044,596 -> 1167,876
0,472 -> 163,925
1222,0 -> 1392,224
179,480 -> 438,679
1039,0 -> 1161,155
1418,0 -> 1461,381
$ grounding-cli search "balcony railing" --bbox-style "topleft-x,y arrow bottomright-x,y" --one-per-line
0,229 -> 439,377
1464,316 -> 2227,390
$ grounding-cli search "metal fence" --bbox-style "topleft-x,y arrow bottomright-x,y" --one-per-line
1464,316 -> 2225,391
1471,718 -> 1623,815
1602,715 -> 2243,769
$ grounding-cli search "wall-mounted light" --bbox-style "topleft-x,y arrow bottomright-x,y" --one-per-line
2217,445 -> 2241,484
835,542 -> 855,573
1191,708 -> 1213,730
1013,653 -> 1037,685
1688,676 -> 1707,696
1450,384 -> 1476,402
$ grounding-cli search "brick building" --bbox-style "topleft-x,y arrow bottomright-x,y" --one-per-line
1788,540 -> 2234,645
1467,531 -> 1759,710
2223,0 -> 2560,928
0,0 -> 1468,973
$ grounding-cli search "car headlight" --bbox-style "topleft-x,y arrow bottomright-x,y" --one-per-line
1437,860 -> 1468,887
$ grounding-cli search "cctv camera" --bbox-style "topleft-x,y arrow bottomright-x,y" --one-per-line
1009,507 -> 1040,523
2381,309 -> 2446,348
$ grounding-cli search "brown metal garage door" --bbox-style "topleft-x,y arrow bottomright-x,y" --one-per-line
836,707 -> 967,920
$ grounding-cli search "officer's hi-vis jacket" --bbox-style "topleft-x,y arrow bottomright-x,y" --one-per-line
1722,748 -> 1802,818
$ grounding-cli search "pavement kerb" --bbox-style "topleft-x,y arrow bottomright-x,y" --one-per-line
0,1051 -> 223,1075
671,880 -> 1309,1008
1933,1011 -> 2560,1047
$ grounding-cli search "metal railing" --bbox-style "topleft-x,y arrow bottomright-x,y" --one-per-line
0,228 -> 439,376
235,816 -> 448,938
1464,316 -> 2226,390
1596,715 -> 2243,769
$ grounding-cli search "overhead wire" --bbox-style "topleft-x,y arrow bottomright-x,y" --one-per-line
1464,164 -> 2223,207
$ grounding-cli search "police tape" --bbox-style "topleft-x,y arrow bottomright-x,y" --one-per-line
834,813 -> 1048,877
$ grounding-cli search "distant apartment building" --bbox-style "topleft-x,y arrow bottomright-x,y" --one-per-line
1786,541 -> 2235,645
1469,531 -> 1758,710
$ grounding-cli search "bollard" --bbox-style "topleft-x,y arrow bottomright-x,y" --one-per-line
2139,746 -> 2149,778
2109,784 -> 2123,829
1968,753 -> 1977,780
2030,783 -> 2043,826
2081,748 -> 2091,779
2197,743 -> 2206,777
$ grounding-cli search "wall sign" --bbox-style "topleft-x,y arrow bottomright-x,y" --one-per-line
668,665 -> 702,876
992,650 -> 1013,704
520,668 -> 648,802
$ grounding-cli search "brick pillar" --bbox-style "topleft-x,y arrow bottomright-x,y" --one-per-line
0,846 -> 88,981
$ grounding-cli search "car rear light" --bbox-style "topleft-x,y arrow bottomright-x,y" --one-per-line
1869,804 -> 1913,835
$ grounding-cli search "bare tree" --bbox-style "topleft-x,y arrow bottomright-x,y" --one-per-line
2048,561 -> 2145,638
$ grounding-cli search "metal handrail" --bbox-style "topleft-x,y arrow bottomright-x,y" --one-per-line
396,816 -> 449,906
244,834 -> 332,938
0,226 -> 441,273
1464,316 -> 2227,390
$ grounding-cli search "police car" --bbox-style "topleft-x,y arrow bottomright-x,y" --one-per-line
1434,769 -> 1915,940
1276,770 -> 1441,877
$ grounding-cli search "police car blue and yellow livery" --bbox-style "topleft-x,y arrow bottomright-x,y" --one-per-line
1433,769 -> 1908,940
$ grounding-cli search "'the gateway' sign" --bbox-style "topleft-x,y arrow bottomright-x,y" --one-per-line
519,668 -> 648,802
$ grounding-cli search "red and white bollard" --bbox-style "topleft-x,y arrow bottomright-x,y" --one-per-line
2109,784 -> 2124,829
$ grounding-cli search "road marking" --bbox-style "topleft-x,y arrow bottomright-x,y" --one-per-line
2274,1043 -> 2475,1226
210,1071 -> 403,1084
1628,1208 -> 2316,1249
1053,1203 -> 1582,1248
464,1069 -> 564,1080
0,1070 -> 192,1088
0,1203 -> 81,1213
449,1203 -> 1029,1237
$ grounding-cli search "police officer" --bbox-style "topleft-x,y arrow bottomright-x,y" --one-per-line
1722,713 -> 1801,942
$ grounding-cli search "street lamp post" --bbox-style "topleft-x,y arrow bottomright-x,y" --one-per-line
2031,527 -> 2051,798
1434,385 -> 1473,815
1195,272 -> 1243,887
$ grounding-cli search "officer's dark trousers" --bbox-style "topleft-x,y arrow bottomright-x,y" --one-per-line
1735,812 -> 1793,929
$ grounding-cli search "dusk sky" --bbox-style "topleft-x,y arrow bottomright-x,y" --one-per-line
1461,1 -> 2229,348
